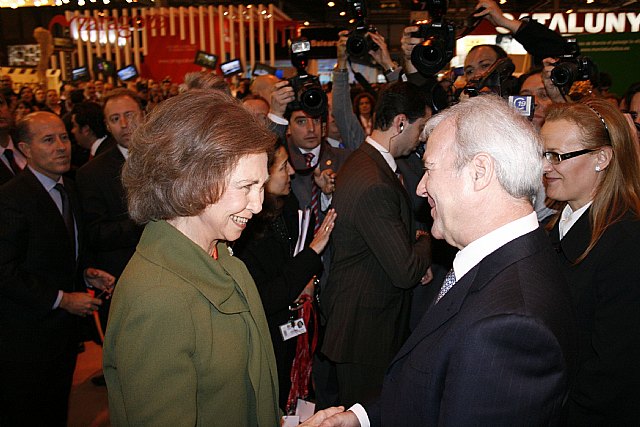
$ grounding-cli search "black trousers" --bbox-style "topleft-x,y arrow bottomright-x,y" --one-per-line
0,349 -> 77,427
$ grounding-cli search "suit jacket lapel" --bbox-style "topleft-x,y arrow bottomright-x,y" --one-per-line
552,208 -> 591,263
390,228 -> 548,364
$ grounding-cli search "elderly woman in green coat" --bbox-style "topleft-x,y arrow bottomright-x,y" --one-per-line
103,90 -> 279,426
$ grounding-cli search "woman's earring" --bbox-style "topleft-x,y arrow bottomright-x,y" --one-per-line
595,165 -> 601,172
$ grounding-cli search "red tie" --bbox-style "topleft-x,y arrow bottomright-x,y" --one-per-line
304,153 -> 320,234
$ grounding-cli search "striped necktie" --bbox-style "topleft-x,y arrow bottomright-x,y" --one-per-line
304,153 -> 320,234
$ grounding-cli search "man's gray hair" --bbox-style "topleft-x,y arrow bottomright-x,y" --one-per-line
424,95 -> 543,203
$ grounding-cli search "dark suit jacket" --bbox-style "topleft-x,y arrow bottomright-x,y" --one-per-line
0,159 -> 14,185
0,168 -> 85,362
75,144 -> 142,279
550,210 -> 640,425
367,227 -> 577,426
288,139 -> 351,215
321,142 -> 431,368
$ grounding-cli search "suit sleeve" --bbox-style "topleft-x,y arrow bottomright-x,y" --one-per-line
0,196 -> 59,314
439,314 -> 568,426
76,168 -> 142,253
354,183 -> 431,289
514,18 -> 567,62
107,287 -> 198,427
331,69 -> 366,151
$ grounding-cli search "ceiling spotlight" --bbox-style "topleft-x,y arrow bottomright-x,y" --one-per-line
327,1 -> 335,6
566,8 -> 574,13
223,11 -> 229,15
78,0 -> 85,5
261,9 -> 266,14
586,0 -> 594,3
349,18 -> 355,24
247,4 -> 252,8
339,11 -> 346,16
304,21 -> 310,26
499,0 -> 506,4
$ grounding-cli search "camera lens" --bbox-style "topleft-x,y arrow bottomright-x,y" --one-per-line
415,40 -> 443,66
300,87 -> 327,116
551,63 -> 578,88
347,34 -> 368,58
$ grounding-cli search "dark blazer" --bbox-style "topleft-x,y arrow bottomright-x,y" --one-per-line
321,142 -> 431,368
0,159 -> 14,185
235,193 -> 323,409
0,168 -> 85,362
75,144 -> 142,279
550,210 -> 640,425
367,227 -> 577,426
287,139 -> 351,214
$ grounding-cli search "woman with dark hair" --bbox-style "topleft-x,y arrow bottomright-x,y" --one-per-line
234,141 -> 336,411
352,92 -> 375,136
103,90 -> 280,426
541,99 -> 640,424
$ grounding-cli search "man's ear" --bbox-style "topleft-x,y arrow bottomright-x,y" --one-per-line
18,141 -> 31,160
393,114 -> 407,134
470,153 -> 493,191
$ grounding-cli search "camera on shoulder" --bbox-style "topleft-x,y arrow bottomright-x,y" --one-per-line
287,38 -> 328,117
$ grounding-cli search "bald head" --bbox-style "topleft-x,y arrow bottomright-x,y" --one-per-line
17,112 -> 71,180
250,75 -> 279,105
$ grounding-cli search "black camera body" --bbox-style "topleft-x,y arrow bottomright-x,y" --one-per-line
464,57 -> 516,98
410,21 -> 456,76
287,38 -> 327,117
550,39 -> 598,89
345,0 -> 379,61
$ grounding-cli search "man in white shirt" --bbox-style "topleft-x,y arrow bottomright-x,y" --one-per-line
314,95 -> 577,427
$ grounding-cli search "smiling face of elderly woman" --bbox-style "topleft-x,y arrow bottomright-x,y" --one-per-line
122,89 -> 276,252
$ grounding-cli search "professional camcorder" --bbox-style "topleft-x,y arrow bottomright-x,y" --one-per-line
345,0 -> 379,62
410,0 -> 456,76
287,38 -> 328,117
550,39 -> 598,90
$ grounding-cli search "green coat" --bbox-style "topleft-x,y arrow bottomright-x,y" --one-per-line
103,220 -> 280,426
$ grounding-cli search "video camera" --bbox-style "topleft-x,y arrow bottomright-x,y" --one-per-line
345,0 -> 379,62
287,38 -> 328,117
464,57 -> 516,97
550,39 -> 598,90
410,0 -> 456,76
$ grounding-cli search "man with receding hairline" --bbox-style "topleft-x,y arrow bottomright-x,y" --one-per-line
0,111 -> 114,426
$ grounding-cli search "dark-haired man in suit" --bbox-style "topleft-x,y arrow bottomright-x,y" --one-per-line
320,81 -> 432,407
0,93 -> 26,184
76,89 -> 144,344
314,95 -> 577,427
0,111 -> 114,426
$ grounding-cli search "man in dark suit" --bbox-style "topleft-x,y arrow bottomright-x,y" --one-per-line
0,93 -> 26,185
0,111 -> 114,426
76,89 -> 144,335
69,101 -> 115,169
320,82 -> 432,407
313,95 -> 577,427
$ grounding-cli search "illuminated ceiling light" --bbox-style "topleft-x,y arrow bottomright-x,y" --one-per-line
339,11 -> 346,16
499,0 -> 506,4
586,0 -> 594,3
246,4 -> 252,7
348,18 -> 355,23
223,11 -> 229,15
327,1 -> 335,6
103,0 -> 110,4
55,0 -> 62,5
566,8 -> 574,13
266,13 -> 272,18
78,0 -> 85,5
261,9 -> 266,14
304,21 -> 310,26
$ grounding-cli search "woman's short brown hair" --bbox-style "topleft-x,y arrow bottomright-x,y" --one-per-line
123,89 -> 276,223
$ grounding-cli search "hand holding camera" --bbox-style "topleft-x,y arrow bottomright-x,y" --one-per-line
270,80 -> 295,118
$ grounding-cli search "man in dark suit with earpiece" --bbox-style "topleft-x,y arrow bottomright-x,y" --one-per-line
320,82 -> 432,407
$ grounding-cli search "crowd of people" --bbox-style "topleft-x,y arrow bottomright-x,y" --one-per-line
1,0 -> 639,425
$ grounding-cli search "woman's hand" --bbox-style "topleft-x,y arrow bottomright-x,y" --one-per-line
309,208 -> 337,254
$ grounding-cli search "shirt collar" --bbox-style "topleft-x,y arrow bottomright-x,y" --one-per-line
297,144 -> 321,166
117,144 -> 129,160
559,201 -> 592,240
453,211 -> 539,282
28,165 -> 63,192
366,136 -> 397,172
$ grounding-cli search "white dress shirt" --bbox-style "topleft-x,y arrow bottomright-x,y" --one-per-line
558,202 -> 592,240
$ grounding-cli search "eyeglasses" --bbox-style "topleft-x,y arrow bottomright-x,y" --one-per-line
543,149 -> 597,165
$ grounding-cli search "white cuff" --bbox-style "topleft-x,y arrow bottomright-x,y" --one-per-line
348,403 -> 369,427
53,290 -> 64,309
268,112 -> 289,125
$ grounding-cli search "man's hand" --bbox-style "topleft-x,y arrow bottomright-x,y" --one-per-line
541,57 -> 567,103
270,80 -> 295,118
400,26 -> 421,74
473,0 -> 522,33
59,292 -> 102,317
337,30 -> 349,70
368,32 -> 395,72
318,410 -> 361,427
297,407 -> 349,427
314,168 -> 337,195
84,268 -> 115,294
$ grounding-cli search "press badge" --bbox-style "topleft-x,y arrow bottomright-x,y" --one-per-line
279,318 -> 306,341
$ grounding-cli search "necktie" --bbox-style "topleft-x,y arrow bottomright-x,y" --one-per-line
395,168 -> 405,188
435,268 -> 456,304
304,153 -> 321,234
54,183 -> 76,256
3,148 -> 21,175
